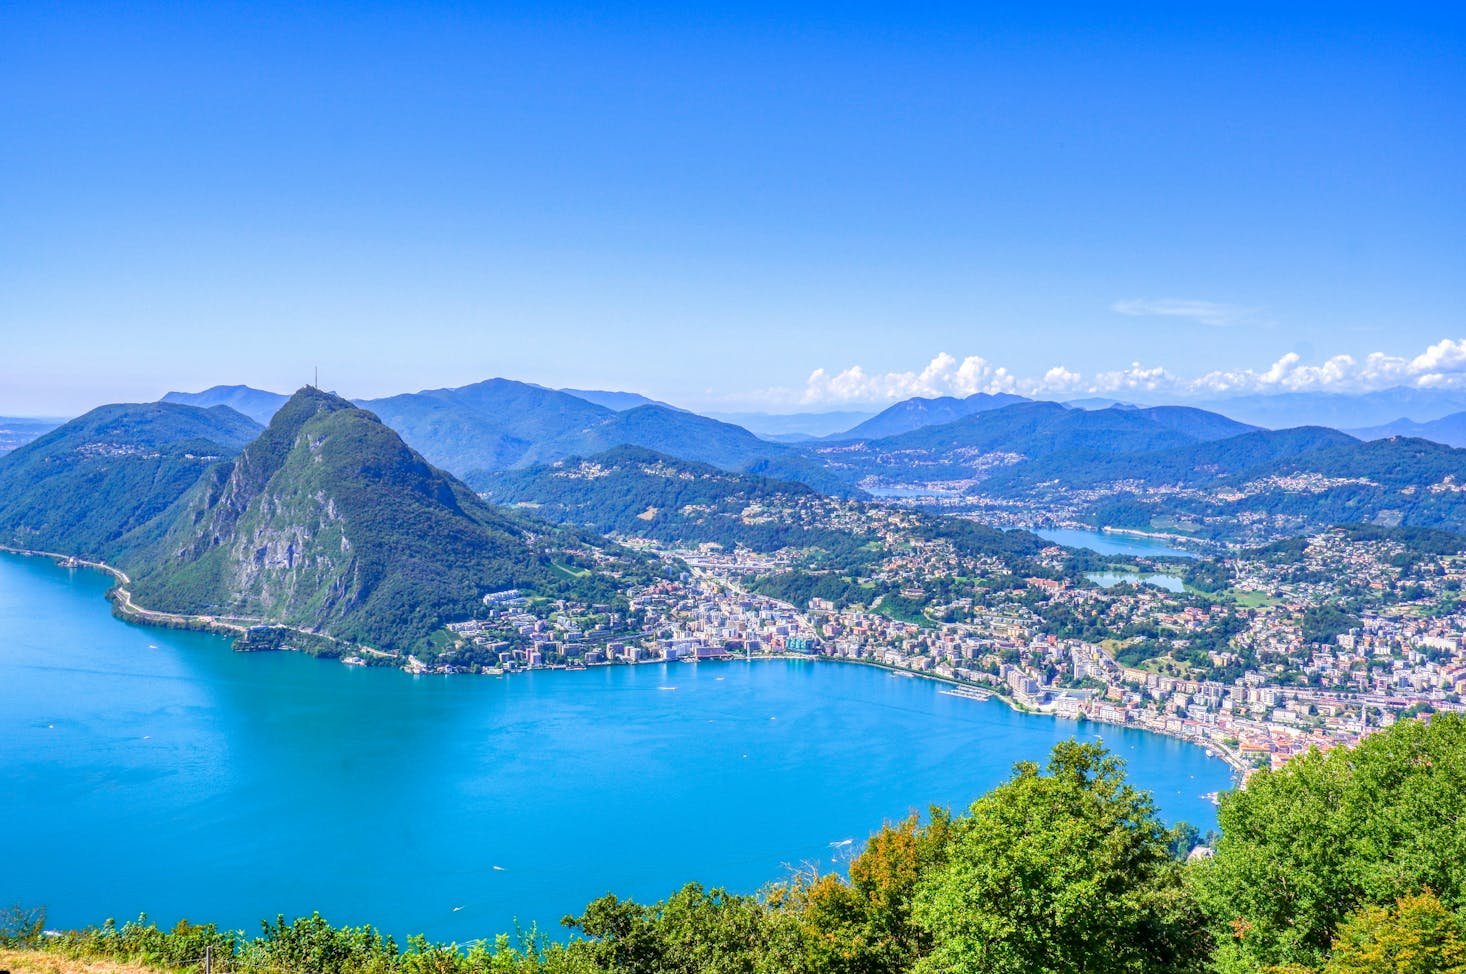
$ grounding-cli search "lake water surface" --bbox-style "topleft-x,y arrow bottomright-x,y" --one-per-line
1038,527 -> 1197,559
1,552 -> 1231,942
1088,571 -> 1187,593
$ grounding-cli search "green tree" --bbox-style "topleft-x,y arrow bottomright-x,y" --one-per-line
562,883 -> 797,974
911,740 -> 1205,974
1323,891 -> 1466,974
773,808 -> 955,974
1194,714 -> 1466,973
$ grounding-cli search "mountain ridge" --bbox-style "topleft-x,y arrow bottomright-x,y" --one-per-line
0,402 -> 262,559
124,388 -> 625,653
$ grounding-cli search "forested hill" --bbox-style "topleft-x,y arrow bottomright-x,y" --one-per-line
123,388 -> 641,653
991,429 -> 1466,540
801,400 -> 1260,483
826,391 -> 1030,441
479,446 -> 1049,590
479,445 -> 858,553
978,425 -> 1359,493
0,402 -> 261,559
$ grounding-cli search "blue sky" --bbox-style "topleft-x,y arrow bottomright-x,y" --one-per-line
2,2 -> 1463,415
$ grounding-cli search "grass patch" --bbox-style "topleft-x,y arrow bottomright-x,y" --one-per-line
1228,589 -> 1281,608
0,951 -> 165,974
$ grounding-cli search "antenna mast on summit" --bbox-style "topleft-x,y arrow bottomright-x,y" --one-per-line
314,367 -> 318,390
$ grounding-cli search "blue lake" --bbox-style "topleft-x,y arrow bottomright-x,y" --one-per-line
0,552 -> 1231,942
1039,527 -> 1198,559
1088,571 -> 1187,593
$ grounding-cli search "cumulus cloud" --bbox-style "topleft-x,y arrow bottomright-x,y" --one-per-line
784,339 -> 1466,406
1112,298 -> 1256,327
800,353 -> 1024,405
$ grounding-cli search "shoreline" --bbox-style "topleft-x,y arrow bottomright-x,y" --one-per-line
0,544 -> 1247,779
804,655 -> 1248,775
0,545 -> 348,648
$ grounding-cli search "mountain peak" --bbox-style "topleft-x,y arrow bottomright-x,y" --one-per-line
126,394 -> 559,653
161,385 -> 289,425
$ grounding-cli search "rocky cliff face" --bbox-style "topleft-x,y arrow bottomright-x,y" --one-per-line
127,387 -> 551,652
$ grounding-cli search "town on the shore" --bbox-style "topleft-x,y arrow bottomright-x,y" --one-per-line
418,523 -> 1466,778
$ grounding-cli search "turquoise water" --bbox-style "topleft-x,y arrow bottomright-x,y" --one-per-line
1,552 -> 1231,942
1039,527 -> 1197,559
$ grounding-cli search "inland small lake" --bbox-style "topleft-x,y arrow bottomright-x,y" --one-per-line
1,552 -> 1232,942
1037,527 -> 1198,559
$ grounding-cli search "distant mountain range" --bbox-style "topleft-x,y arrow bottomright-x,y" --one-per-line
13,379 -> 1466,658
825,392 -> 1031,441
1193,387 -> 1466,430
1348,412 -> 1466,449
162,385 -> 288,425
168,380 -> 856,495
801,400 -> 1260,485
5,377 -> 1454,550
149,381 -> 1466,541
158,381 -> 1466,455
704,409 -> 879,439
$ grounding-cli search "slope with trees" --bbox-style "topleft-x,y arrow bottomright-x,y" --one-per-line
0,402 -> 262,559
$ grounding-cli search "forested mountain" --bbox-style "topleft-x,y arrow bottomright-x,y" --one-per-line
1276,435 -> 1466,487
827,391 -> 1030,441
162,385 -> 289,425
1071,435 -> 1466,540
358,378 -> 616,477
340,379 -> 848,494
509,403 -> 855,495
871,401 -> 1256,456
137,378 -> 1466,543
0,402 -> 262,559
558,388 -> 671,411
804,401 -> 1258,483
979,425 -> 1356,493
124,388 -> 632,653
480,445 -> 856,552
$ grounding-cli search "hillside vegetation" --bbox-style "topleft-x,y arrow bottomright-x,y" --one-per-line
9,715 -> 1464,974
479,446 -> 859,553
0,403 -> 261,559
124,388 -> 646,654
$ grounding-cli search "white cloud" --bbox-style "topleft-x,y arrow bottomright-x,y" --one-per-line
800,353 -> 1024,405
1091,362 -> 1179,393
1112,298 -> 1256,328
781,337 -> 1466,406
1410,339 -> 1466,385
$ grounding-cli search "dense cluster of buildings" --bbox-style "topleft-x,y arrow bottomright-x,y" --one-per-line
419,516 -> 1465,777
